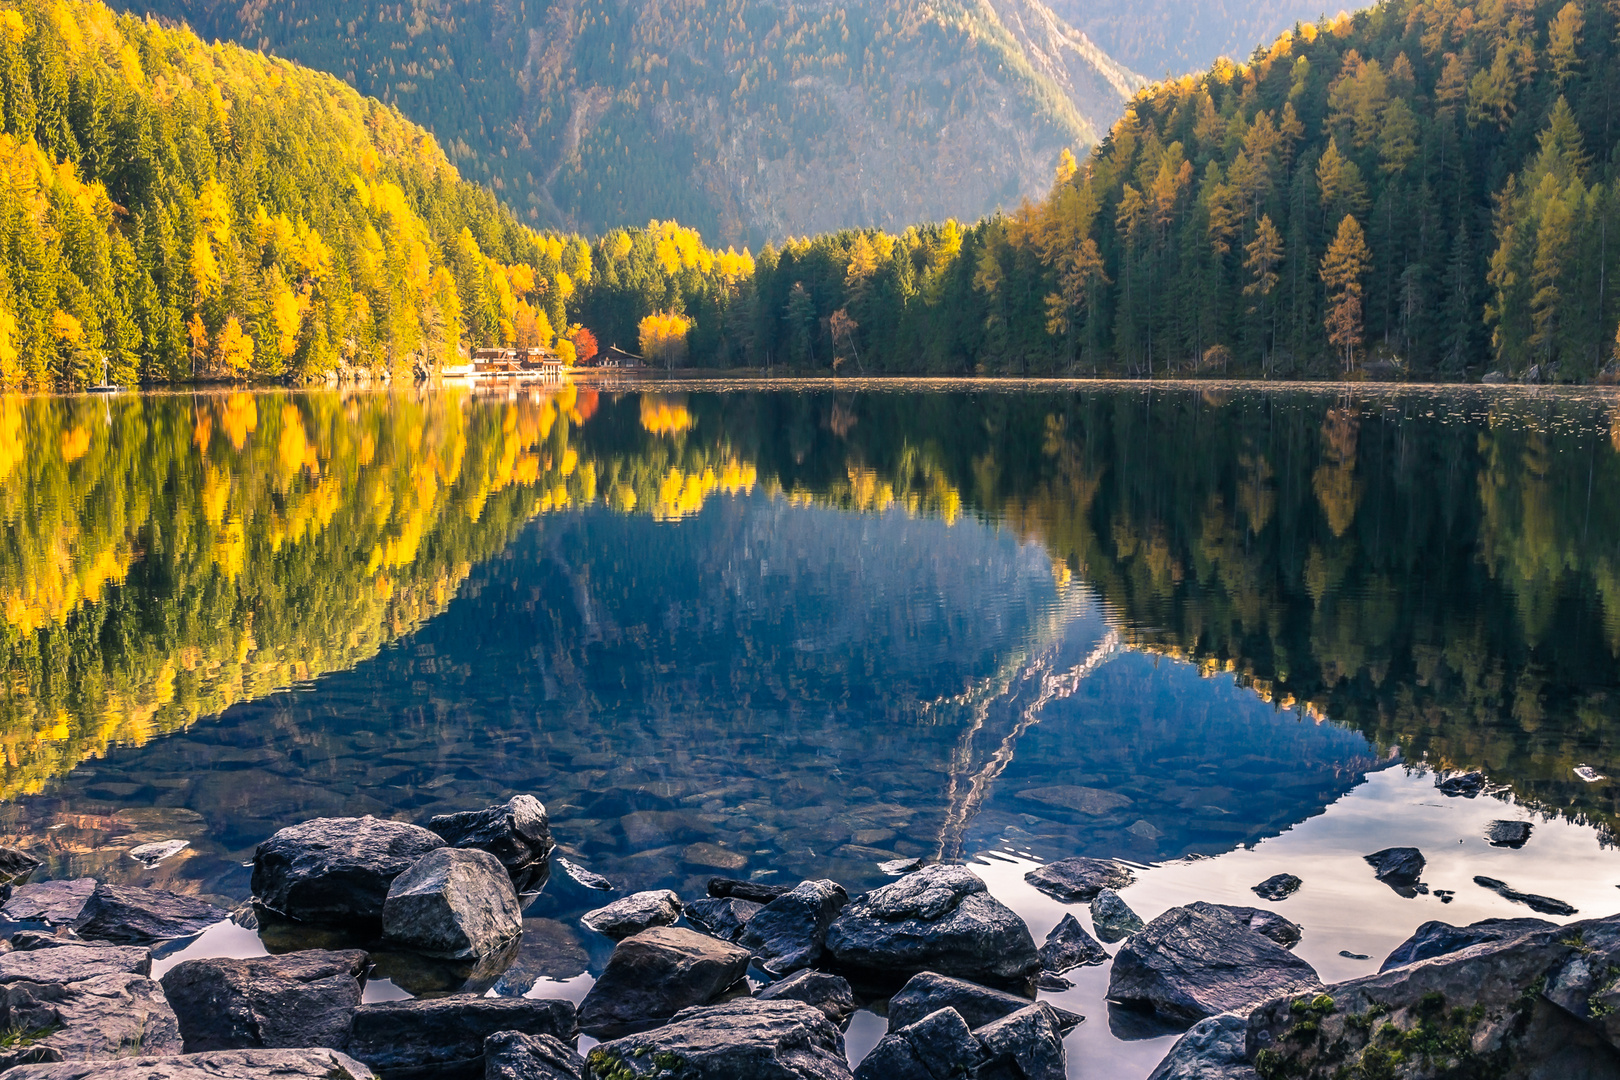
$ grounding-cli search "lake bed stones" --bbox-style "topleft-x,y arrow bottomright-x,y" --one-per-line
252,816 -> 445,926
381,847 -> 522,959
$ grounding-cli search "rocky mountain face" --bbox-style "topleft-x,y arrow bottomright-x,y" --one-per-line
124,0 -> 1142,245
1047,0 -> 1327,77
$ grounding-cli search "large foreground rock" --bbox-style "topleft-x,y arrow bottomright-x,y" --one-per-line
739,879 -> 848,975
0,944 -> 151,983
70,884 -> 227,945
252,816 -> 445,925
1146,1014 -> 1258,1080
382,847 -> 522,958
885,972 -> 1082,1032
2,879 -> 96,925
429,795 -> 554,879
822,865 -> 1038,989
974,1003 -> 1067,1080
348,995 -> 576,1079
586,998 -> 850,1079
853,1006 -> 981,1080
485,1031 -> 584,1080
0,970 -> 181,1063
1023,858 -> 1134,902
577,926 -> 751,1038
580,890 -> 681,940
1108,902 -> 1321,1025
1381,917 -> 1556,971
1,1049 -> 376,1079
160,949 -> 368,1052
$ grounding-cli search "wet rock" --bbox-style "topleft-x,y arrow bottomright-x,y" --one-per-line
739,879 -> 848,975
1091,888 -> 1145,943
577,926 -> 751,1038
1338,950 -> 1370,960
683,896 -> 762,942
1015,786 -> 1133,815
1107,901 -> 1322,1026
1363,847 -> 1425,896
823,864 -> 1039,989
429,795 -> 554,878
160,949 -> 368,1052
886,972 -> 1082,1033
580,890 -> 681,941
758,969 -> 856,1024
8,930 -> 83,951
1230,907 -> 1302,951
0,846 -> 39,888
129,841 -> 190,869
1023,857 -> 1134,902
854,1006 -> 981,1080
1033,972 -> 1072,991
1473,876 -> 1578,916
1486,820 -> 1534,849
70,884 -> 226,945
0,943 -> 152,982
3,879 -> 96,925
707,877 -> 791,903
880,858 -> 923,876
1437,770 -> 1486,797
348,995 -> 576,1079
0,970 -> 182,1063
1251,874 -> 1301,902
1380,917 -> 1557,971
484,1031 -> 584,1080
973,1002 -> 1067,1080
252,816 -> 446,926
1146,1014 -> 1258,1080
1038,913 -> 1107,972
369,937 -> 521,998
586,998 -> 850,1080
0,1048 -> 376,1079
554,858 -> 612,891
382,847 -> 522,959
1543,914 -> 1620,1046
683,843 -> 748,871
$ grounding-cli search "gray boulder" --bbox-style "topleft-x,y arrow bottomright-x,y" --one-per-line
252,816 -> 446,926
1146,1014 -> 1258,1080
1107,902 -> 1321,1026
71,884 -> 226,945
739,879 -> 849,975
577,926 -> 751,1038
484,1031 -> 584,1080
757,969 -> 857,1023
1381,917 -> 1556,971
581,890 -> 681,940
683,897 -> 762,942
382,847 -> 522,959
348,995 -> 576,1079
0,944 -> 151,982
1037,914 -> 1107,972
973,1002 -> 1067,1080
586,998 -> 850,1079
886,972 -> 1081,1033
0,1049 -> 376,1079
823,865 -> 1039,989
3,880 -> 96,925
1023,857 -> 1134,902
0,970 -> 182,1063
160,949 -> 368,1052
853,1007 -> 981,1080
1251,874 -> 1301,902
429,796 -> 554,878
1090,889 -> 1144,943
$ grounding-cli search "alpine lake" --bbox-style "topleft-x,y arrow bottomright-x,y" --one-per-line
3,379 -> 1619,1077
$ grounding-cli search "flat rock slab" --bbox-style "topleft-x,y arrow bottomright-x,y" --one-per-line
161,949 -> 368,1052
1473,875 -> 1577,916
0,971 -> 182,1062
0,944 -> 152,983
1146,1014 -> 1259,1080
429,795 -> 554,875
1,1049 -> 376,1080
348,995 -> 576,1079
252,816 -> 445,926
1038,913 -> 1108,972
581,890 -> 681,940
823,864 -> 1039,989
3,879 -> 96,925
758,969 -> 857,1023
485,1031 -> 584,1080
739,879 -> 848,975
382,846 -> 521,958
1108,901 -> 1321,1026
1381,917 -> 1556,972
587,998 -> 851,1080
1023,858 -> 1135,902
886,972 -> 1082,1032
577,926 -> 751,1039
71,884 -> 226,945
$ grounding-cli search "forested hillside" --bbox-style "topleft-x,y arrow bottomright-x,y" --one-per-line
1050,0 -> 1327,77
0,0 -> 590,384
123,0 -> 1141,246
671,0 -> 1620,380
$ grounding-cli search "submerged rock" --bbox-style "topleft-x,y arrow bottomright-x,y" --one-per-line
347,995 -> 576,1079
71,884 -> 226,946
707,877 -> 791,904
1023,857 -> 1135,902
577,926 -> 751,1038
1251,874 -> 1302,902
128,841 -> 190,869
823,864 -> 1039,989
886,972 -> 1082,1033
1038,913 -> 1108,972
554,858 -> 613,891
586,998 -> 850,1080
854,1006 -> 981,1080
382,847 -> 522,959
683,896 -> 762,943
484,1031 -> 585,1080
0,1049 -> 376,1079
1473,875 -> 1578,916
1146,1014 -> 1258,1080
429,795 -> 554,878
580,890 -> 681,940
1091,888 -> 1145,943
160,949 -> 368,1052
1380,917 -> 1557,971
1107,901 -> 1322,1026
252,816 -> 445,926
739,879 -> 848,975
3,879 -> 96,925
758,969 -> 857,1023
1363,847 -> 1426,896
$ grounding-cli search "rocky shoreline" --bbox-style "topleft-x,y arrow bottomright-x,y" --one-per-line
0,794 -> 1613,1079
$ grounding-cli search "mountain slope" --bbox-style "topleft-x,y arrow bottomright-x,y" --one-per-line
1048,0 -> 1329,77
124,0 -> 1143,245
